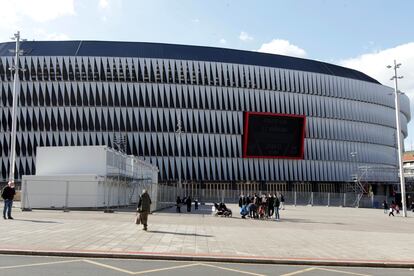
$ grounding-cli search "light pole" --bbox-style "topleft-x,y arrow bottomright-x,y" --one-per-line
8,31 -> 25,183
176,118 -> 183,195
113,134 -> 127,207
387,60 -> 407,217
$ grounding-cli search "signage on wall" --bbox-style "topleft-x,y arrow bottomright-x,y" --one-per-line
243,112 -> 306,159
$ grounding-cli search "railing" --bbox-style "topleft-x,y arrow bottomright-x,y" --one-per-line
160,188 -> 389,209
18,177 -> 390,212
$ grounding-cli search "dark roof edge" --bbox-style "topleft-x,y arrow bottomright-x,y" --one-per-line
0,40 -> 381,84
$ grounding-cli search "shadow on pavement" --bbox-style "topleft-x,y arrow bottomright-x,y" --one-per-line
13,219 -> 61,224
282,218 -> 345,225
148,230 -> 214,237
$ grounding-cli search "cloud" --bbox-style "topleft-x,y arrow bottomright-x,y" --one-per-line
219,38 -> 226,44
0,0 -> 75,26
32,29 -> 70,40
98,0 -> 109,9
340,42 -> 414,146
257,39 -> 307,58
239,31 -> 253,42
340,42 -> 414,98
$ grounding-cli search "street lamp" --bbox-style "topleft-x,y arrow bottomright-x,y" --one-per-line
387,60 -> 407,217
8,31 -> 25,183
176,118 -> 183,195
113,134 -> 127,208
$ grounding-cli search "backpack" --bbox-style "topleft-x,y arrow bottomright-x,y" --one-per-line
1,186 -> 7,200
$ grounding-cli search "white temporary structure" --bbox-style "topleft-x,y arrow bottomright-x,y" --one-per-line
21,146 -> 159,209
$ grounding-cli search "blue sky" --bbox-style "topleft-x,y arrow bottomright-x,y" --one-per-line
1,0 -> 414,147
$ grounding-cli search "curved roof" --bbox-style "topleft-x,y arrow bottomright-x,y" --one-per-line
0,40 -> 380,84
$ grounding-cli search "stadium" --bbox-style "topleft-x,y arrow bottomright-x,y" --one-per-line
0,40 -> 410,199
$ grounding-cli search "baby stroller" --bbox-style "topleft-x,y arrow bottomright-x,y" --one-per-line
214,202 -> 232,217
258,205 -> 266,219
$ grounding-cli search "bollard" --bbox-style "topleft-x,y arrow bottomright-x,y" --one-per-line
327,193 -> 330,207
343,193 -> 346,207
63,181 -> 70,212
294,191 -> 297,206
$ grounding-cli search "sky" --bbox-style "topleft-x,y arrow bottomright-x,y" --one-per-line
1,0 -> 414,148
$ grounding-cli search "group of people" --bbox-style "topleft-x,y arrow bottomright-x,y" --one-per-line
238,193 -> 285,221
382,200 -> 414,216
176,196 -> 199,213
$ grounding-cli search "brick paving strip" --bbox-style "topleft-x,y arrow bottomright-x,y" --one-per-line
0,204 -> 413,268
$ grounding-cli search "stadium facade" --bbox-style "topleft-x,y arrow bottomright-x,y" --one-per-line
0,41 -> 410,194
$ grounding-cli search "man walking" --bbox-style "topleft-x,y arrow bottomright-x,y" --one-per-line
2,181 -> 16,220
137,189 -> 152,231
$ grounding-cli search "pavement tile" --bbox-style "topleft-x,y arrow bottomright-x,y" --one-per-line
0,204 -> 413,265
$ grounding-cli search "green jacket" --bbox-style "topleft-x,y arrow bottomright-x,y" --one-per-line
138,192 -> 152,212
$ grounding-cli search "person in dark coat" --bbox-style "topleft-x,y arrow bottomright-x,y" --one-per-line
186,196 -> 192,212
247,202 -> 257,219
274,195 -> 280,221
176,196 -> 182,213
382,200 -> 388,214
2,181 -> 16,220
246,195 -> 251,205
137,189 -> 152,231
267,194 -> 274,218
194,199 -> 199,210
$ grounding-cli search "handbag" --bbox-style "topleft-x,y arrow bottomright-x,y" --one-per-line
135,213 -> 141,224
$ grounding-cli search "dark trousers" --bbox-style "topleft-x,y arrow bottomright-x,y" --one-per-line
3,199 -> 13,218
274,207 -> 280,220
140,211 -> 149,227
268,206 -> 274,217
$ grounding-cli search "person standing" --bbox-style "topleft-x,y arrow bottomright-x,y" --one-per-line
267,193 -> 274,218
176,196 -> 182,213
274,195 -> 280,221
2,181 -> 16,220
246,194 -> 251,205
382,200 -> 388,214
186,196 -> 192,212
137,189 -> 152,231
194,199 -> 199,210
389,201 -> 396,217
280,193 -> 285,210
238,194 -> 245,212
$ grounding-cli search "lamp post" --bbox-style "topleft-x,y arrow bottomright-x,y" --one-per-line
387,60 -> 407,217
176,119 -> 183,195
113,134 -> 127,208
8,31 -> 25,183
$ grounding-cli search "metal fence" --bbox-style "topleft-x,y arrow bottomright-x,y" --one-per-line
162,188 -> 389,209
18,177 -> 390,212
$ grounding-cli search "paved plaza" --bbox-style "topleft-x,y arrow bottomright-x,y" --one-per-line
0,204 -> 413,267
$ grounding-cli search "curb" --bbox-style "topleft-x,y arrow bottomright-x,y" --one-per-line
0,249 -> 413,269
